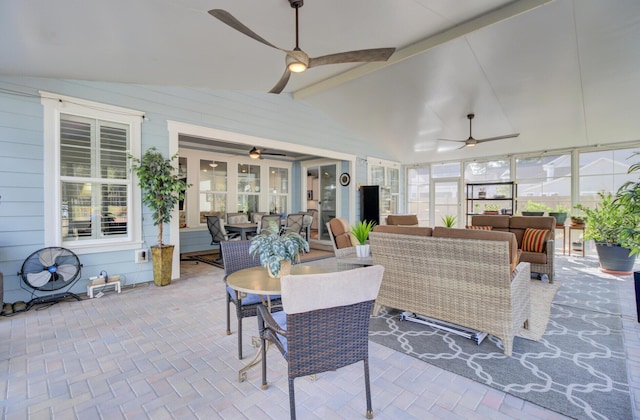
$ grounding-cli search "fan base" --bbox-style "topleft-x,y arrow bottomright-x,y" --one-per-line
27,292 -> 82,310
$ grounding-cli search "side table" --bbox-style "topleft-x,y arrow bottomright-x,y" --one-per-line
568,224 -> 586,257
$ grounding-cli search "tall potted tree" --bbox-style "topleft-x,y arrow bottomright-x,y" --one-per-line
130,147 -> 190,286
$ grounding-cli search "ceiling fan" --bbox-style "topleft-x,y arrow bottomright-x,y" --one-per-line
438,114 -> 520,149
208,0 -> 396,94
249,146 -> 287,159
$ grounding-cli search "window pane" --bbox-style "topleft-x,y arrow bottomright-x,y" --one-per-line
516,154 -> 571,213
62,181 -> 128,240
199,160 -> 227,223
578,147 -> 640,209
432,162 -> 460,178
269,167 -> 288,194
100,123 -> 128,180
238,164 -> 260,193
60,115 -> 92,177
464,160 -> 510,182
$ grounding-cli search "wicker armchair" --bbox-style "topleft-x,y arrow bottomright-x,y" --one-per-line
257,265 -> 384,420
220,240 -> 283,359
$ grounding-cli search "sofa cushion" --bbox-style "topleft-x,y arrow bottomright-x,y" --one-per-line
466,225 -> 493,230
386,214 -> 419,226
520,250 -> 547,264
522,228 -> 550,253
509,216 -> 556,247
373,225 -> 433,236
432,227 -> 519,272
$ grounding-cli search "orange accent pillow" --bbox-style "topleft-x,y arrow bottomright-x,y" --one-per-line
522,228 -> 550,252
466,225 -> 493,230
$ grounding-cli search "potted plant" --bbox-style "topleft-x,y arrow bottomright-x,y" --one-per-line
575,191 -> 640,274
548,204 -> 570,225
351,220 -> 376,257
521,200 -> 550,216
130,147 -> 190,286
616,152 -> 640,257
249,221 -> 309,278
483,203 -> 500,215
441,215 -> 457,228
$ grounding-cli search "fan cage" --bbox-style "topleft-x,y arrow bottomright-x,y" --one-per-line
20,247 -> 82,291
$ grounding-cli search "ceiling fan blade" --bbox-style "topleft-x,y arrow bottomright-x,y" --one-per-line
436,138 -> 467,143
269,68 -> 292,94
475,133 -> 520,143
262,152 -> 287,156
208,9 -> 283,51
309,48 -> 396,68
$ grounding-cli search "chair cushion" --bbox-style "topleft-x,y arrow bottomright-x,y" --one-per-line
329,217 -> 354,249
522,228 -> 550,253
466,225 -> 493,230
271,311 -> 288,354
386,214 -> 419,226
226,285 -> 281,305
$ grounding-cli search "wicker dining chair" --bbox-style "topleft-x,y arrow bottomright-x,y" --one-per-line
257,265 -> 384,420
220,240 -> 283,359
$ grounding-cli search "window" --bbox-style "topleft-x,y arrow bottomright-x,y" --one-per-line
42,92 -> 143,253
516,153 -> 571,212
199,160 -> 227,223
578,147 -> 640,209
407,166 -> 429,225
237,163 -> 261,213
368,158 -> 400,219
269,167 -> 289,215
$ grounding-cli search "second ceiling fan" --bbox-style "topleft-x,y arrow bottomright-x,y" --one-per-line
439,114 -> 520,149
209,0 -> 396,94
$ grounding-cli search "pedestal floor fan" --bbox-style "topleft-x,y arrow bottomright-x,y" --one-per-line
19,247 -> 83,309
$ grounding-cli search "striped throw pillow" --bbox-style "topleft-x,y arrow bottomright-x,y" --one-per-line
466,225 -> 493,230
522,228 -> 550,252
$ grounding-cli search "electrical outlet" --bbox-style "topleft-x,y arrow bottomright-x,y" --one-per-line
135,249 -> 148,263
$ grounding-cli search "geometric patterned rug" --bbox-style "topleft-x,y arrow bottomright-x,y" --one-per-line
369,256 -> 632,420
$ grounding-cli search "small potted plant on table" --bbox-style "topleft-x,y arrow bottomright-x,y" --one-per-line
521,200 -> 551,216
249,221 -> 309,278
351,220 -> 376,257
130,147 -> 190,286
548,204 -> 570,225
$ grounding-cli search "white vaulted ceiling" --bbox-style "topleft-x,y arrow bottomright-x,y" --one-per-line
1,0 -> 639,163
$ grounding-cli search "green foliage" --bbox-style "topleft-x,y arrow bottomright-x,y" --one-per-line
351,220 -> 376,245
130,147 -> 191,246
575,191 -> 640,255
552,204 -> 570,213
249,221 -> 309,276
441,215 -> 457,228
522,200 -> 551,213
615,151 -> 640,256
483,203 -> 501,211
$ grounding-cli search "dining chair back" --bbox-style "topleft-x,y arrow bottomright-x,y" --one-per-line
220,240 -> 283,359
260,214 -> 282,234
283,213 -> 304,235
257,265 -> 384,419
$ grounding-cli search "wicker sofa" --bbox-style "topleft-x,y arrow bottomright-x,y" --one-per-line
369,227 -> 531,356
471,215 -> 556,282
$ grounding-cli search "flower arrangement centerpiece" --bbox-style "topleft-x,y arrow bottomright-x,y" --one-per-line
249,221 -> 309,278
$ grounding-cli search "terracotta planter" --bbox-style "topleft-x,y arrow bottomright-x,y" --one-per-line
151,245 -> 174,286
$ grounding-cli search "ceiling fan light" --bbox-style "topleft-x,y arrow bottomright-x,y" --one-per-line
249,150 -> 260,159
287,60 -> 307,73
466,143 -> 476,147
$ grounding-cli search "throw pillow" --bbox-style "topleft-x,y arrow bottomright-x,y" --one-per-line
466,225 -> 493,230
522,228 -> 550,253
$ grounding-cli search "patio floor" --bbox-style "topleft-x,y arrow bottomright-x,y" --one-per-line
0,255 -> 638,419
